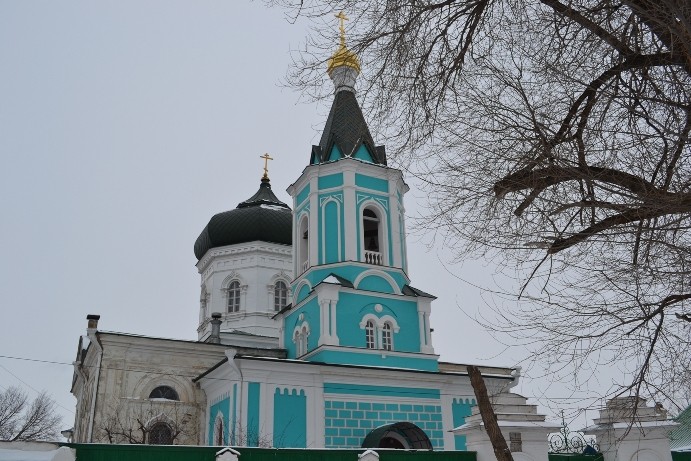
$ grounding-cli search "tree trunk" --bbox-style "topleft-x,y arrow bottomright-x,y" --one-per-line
467,365 -> 514,461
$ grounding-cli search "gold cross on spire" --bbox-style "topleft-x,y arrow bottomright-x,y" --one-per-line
335,11 -> 348,47
260,153 -> 273,180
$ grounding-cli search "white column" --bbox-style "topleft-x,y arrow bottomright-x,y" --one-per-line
329,300 -> 339,344
318,300 -> 331,346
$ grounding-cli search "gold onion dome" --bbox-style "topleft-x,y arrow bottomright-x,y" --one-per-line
327,12 -> 360,75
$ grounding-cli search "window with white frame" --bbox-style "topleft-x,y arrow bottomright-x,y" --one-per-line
227,281 -> 241,313
360,315 -> 399,351
381,322 -> 393,351
293,322 -> 310,356
362,206 -> 385,266
365,320 -> 376,349
274,281 -> 288,311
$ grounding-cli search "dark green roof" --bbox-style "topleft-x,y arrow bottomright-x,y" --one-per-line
194,178 -> 292,260
312,90 -> 386,165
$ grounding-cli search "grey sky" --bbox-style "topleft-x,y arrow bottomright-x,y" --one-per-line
0,1 -> 607,432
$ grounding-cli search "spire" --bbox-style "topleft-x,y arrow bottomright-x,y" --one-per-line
327,12 -> 360,93
310,12 -> 387,166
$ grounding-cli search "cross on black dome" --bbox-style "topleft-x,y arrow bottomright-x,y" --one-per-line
194,178 -> 292,260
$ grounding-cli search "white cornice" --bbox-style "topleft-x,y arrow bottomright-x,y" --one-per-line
288,158 -> 408,196
197,241 -> 292,273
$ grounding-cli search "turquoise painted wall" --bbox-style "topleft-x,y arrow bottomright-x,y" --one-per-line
318,193 -> 345,264
306,349 -> 438,371
324,200 -> 340,263
247,383 -> 261,447
318,173 -> 344,189
336,292 -> 421,352
328,145 -> 343,162
355,173 -> 388,192
296,266 -> 408,294
295,283 -> 312,304
353,145 -> 374,163
357,274 -> 397,293
273,388 -> 307,448
208,396 -> 230,445
283,297 -> 320,358
323,399 -> 444,449
452,398 -> 475,450
296,184 -> 310,206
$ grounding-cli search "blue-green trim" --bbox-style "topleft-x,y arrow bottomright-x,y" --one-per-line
318,173 -> 344,190
324,383 -> 440,399
355,173 -> 389,192
309,349 -> 438,371
247,382 -> 261,447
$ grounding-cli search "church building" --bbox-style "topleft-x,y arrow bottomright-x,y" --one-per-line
69,17 -> 517,451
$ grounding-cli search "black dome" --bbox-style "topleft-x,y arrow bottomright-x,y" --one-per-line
194,178 -> 292,260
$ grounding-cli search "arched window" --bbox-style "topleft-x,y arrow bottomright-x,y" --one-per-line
148,386 -> 179,401
365,320 -> 376,349
199,285 -> 208,323
362,207 -> 383,265
300,326 -> 309,355
381,322 -> 393,351
293,331 -> 301,354
214,415 -> 225,445
274,281 -> 288,311
227,281 -> 241,313
148,422 -> 173,445
298,215 -> 309,273
293,323 -> 310,356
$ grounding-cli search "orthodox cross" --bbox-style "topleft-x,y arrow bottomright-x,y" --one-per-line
335,11 -> 348,47
260,153 -> 273,180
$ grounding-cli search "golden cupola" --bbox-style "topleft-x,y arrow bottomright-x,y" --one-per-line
327,12 -> 361,75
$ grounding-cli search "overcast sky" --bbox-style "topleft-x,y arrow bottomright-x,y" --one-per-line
0,1 -> 613,434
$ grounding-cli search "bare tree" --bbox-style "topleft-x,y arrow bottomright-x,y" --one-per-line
99,398 -> 196,445
275,0 -> 691,410
0,386 -> 61,441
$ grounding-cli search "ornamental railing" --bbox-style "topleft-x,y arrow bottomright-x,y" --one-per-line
364,250 -> 383,265
548,412 -> 599,454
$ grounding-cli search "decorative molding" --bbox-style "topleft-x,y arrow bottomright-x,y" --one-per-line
319,193 -> 343,206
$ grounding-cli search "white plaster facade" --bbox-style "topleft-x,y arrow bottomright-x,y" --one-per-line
70,318 -> 285,445
196,241 -> 292,341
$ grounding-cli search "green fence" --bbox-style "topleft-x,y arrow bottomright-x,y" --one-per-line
548,455 -> 604,461
673,452 -> 691,461
66,444 -> 478,461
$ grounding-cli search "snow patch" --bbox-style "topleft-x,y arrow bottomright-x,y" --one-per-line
259,204 -> 286,211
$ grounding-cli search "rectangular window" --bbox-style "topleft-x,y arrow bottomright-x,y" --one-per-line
509,432 -> 522,452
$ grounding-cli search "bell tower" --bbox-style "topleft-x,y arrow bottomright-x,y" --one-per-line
279,14 -> 437,371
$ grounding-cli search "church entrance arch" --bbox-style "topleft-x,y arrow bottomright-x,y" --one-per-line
361,422 -> 433,450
